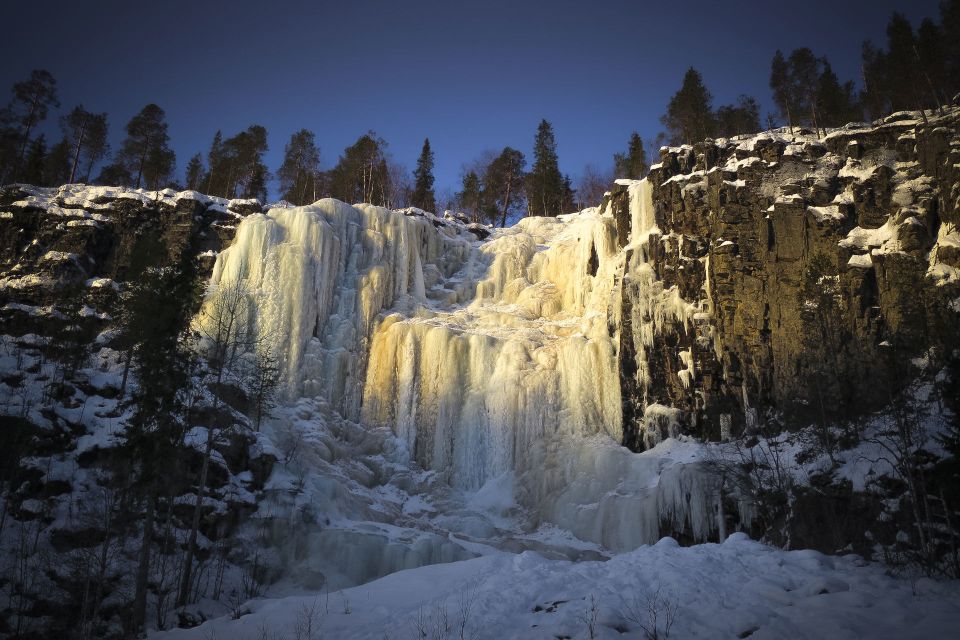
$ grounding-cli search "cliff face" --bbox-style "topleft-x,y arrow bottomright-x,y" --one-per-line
611,108 -> 960,449
0,185 -> 256,311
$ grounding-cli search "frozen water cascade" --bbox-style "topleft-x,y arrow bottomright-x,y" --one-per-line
202,185 -> 731,578
207,200 -> 473,417
361,210 -> 624,490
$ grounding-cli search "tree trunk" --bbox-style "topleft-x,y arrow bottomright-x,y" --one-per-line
500,178 -> 513,228
120,349 -> 133,399
132,491 -> 157,636
14,100 -> 40,177
177,425 -> 214,607
69,117 -> 88,184
717,478 -> 727,542
135,133 -> 152,189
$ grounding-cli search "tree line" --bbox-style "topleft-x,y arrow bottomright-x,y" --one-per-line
2,3 -> 958,220
663,2 -> 960,144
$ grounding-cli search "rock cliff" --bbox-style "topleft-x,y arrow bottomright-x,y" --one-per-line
609,107 -> 960,450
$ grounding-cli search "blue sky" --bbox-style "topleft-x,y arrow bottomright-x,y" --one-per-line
0,0 -> 943,198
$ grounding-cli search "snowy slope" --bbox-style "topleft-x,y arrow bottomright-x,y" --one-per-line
154,533 -> 960,640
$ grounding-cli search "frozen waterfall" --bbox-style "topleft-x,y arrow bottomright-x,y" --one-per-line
203,186 -> 727,551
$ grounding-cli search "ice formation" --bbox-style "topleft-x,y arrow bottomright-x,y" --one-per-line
204,185 -> 725,550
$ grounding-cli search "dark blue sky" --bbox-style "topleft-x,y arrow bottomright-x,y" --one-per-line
0,0 -> 943,198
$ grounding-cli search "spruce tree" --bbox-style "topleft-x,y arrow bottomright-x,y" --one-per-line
184,153 -> 204,191
277,129 -> 321,205
411,138 -> 437,212
203,130 -> 224,194
457,170 -> 482,222
561,174 -> 577,214
613,132 -> 647,179
119,241 -> 202,634
661,67 -> 715,144
816,60 -> 860,128
526,120 -> 563,217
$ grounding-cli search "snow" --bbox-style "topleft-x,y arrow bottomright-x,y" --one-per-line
152,533 -> 960,640
807,205 -> 845,223
838,157 -> 880,181
847,253 -> 873,269
840,219 -> 898,254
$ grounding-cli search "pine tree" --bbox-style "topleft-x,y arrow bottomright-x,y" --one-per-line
184,153 -> 204,191
328,132 -> 391,206
526,120 -> 563,217
116,104 -> 175,189
613,132 -> 647,179
715,95 -> 761,137
61,106 -> 109,183
203,125 -> 269,199
411,138 -> 437,212
0,69 -> 58,183
770,50 -> 795,131
484,147 -> 526,226
661,67 -> 714,144
457,170 -> 482,222
788,48 -> 822,132
277,129 -> 321,205
245,163 -> 268,202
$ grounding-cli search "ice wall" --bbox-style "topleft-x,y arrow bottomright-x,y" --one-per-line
208,189 -> 727,550
205,200 -> 473,418
362,211 -> 623,490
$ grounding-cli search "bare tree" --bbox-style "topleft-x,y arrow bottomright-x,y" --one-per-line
575,164 -> 614,210
245,345 -> 280,431
178,278 -> 254,607
621,583 -> 678,640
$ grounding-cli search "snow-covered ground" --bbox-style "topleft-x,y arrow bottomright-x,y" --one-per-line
154,533 -> 960,640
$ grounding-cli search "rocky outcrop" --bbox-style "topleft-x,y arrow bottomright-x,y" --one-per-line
612,108 -> 960,448
0,185 -> 256,319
